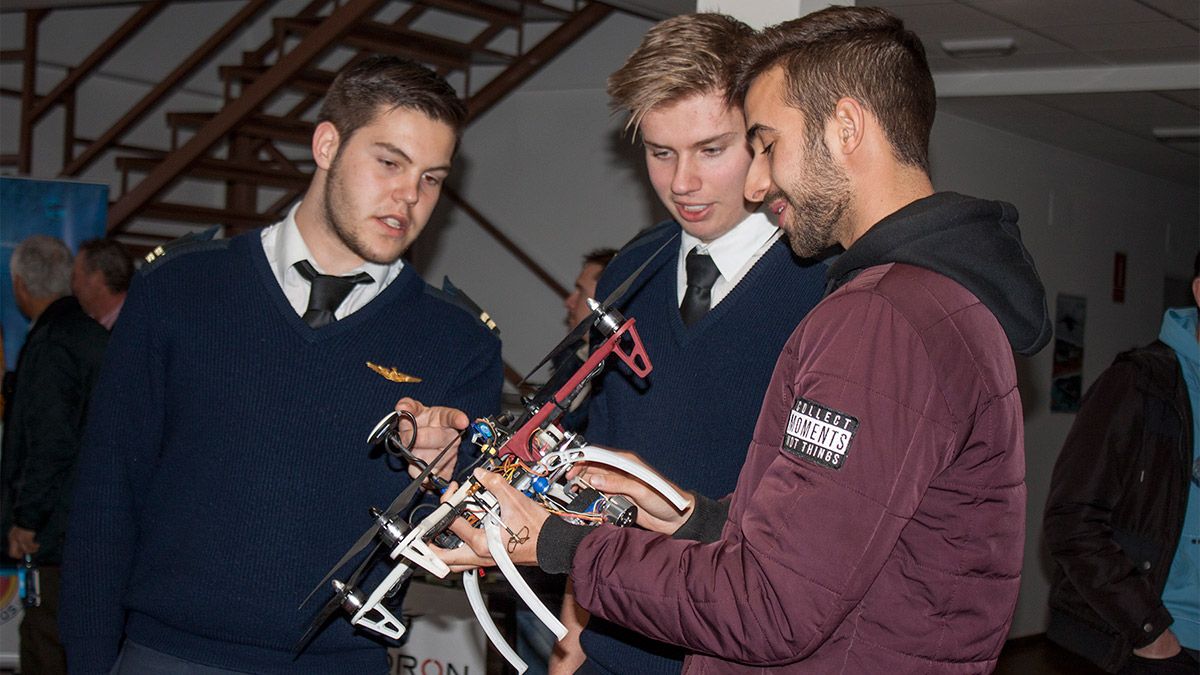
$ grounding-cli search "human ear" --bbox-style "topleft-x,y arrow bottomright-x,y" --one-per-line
830,97 -> 865,156
312,121 -> 341,171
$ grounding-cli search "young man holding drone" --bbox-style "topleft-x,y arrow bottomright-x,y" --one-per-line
432,6 -> 1050,673
60,56 -> 501,674
545,13 -> 828,675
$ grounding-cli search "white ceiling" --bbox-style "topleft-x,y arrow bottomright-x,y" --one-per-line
620,0 -> 1200,188
3,0 -> 1196,190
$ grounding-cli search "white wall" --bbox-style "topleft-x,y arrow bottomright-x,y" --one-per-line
411,11 -> 661,379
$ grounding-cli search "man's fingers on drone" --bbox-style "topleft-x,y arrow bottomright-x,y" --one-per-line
394,398 -> 469,431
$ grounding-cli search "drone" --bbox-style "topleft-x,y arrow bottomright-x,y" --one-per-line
297,234 -> 686,673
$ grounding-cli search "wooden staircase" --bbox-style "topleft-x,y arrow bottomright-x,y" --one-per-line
8,0 -> 613,247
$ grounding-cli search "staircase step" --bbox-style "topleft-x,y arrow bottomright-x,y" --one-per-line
275,16 -> 513,70
116,154 -> 309,190
166,112 -> 314,145
138,201 -> 281,228
218,64 -> 336,96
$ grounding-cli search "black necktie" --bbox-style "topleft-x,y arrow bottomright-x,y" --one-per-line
680,247 -> 721,326
293,260 -> 372,328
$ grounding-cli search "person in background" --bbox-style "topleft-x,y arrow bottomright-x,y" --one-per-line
563,248 -> 618,330
558,246 -> 618,434
59,55 -> 502,674
1044,252 -> 1200,674
1,235 -> 108,675
71,238 -> 135,330
552,13 -> 828,675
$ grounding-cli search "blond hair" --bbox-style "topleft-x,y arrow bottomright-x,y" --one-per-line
607,13 -> 753,134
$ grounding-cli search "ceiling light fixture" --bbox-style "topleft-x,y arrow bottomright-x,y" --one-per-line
940,37 -> 1017,58
1151,126 -> 1200,142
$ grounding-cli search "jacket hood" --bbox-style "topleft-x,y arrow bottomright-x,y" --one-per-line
828,191 -> 1051,356
1159,307 -> 1198,368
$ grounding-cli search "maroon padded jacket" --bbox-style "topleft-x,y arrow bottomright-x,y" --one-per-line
560,193 -> 1051,673
570,263 -> 1023,672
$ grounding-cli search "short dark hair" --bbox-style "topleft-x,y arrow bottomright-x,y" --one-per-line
79,238 -> 135,294
733,6 -> 936,173
583,247 -> 618,269
318,55 -> 467,142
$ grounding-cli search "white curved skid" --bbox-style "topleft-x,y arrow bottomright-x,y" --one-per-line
351,601 -> 406,639
543,446 -> 689,511
357,561 -> 412,633
483,518 -> 568,640
353,561 -> 409,640
388,481 -> 477,578
464,570 -> 527,674
396,533 -> 450,579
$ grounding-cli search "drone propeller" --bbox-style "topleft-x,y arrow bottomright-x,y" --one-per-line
293,541 -> 377,655
519,231 -> 679,387
300,425 -> 465,609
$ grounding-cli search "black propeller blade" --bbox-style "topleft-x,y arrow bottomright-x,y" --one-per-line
518,231 -> 679,387
293,540 -> 379,655
300,426 -> 465,609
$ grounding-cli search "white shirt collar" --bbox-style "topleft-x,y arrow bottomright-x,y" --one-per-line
273,203 -> 399,281
261,203 -> 405,319
679,212 -> 778,281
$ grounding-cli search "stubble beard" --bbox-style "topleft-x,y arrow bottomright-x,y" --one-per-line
322,153 -> 404,266
771,133 -> 852,259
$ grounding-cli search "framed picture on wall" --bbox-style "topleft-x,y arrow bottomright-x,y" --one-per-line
1050,293 -> 1087,413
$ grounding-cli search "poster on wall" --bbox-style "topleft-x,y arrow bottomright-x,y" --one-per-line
390,580 -> 487,675
0,568 -> 21,668
0,176 -> 109,372
1050,293 -> 1087,413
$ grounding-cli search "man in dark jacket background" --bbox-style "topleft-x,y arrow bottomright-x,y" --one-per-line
1044,253 -> 1200,674
1,234 -> 109,674
71,238 -> 134,331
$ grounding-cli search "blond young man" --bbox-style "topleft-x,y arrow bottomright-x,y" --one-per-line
548,14 -> 827,675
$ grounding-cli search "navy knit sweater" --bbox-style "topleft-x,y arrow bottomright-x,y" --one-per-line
580,222 -> 826,675
60,232 -> 502,674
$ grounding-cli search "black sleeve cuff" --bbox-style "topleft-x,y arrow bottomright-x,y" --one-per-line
537,517 -> 595,575
672,493 -> 728,542
1131,606 -> 1175,649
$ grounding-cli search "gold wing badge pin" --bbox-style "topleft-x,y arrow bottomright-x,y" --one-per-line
366,362 -> 422,384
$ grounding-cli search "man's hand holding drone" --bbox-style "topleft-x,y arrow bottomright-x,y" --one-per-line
571,451 -> 695,536
392,397 -> 468,482
434,452 -> 695,573
437,469 -> 551,571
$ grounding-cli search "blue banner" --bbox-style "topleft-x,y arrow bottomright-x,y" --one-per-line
1,176 -> 109,371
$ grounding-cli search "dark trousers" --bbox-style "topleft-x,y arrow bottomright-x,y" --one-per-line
20,565 -> 66,675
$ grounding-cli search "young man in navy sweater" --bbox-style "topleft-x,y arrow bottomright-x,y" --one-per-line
60,56 -> 502,674
547,14 -> 827,675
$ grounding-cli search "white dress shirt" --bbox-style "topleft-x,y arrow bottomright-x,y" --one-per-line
260,203 -> 405,320
677,211 -> 782,308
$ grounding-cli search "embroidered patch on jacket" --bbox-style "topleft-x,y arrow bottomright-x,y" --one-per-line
782,398 -> 859,470
366,361 -> 422,383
